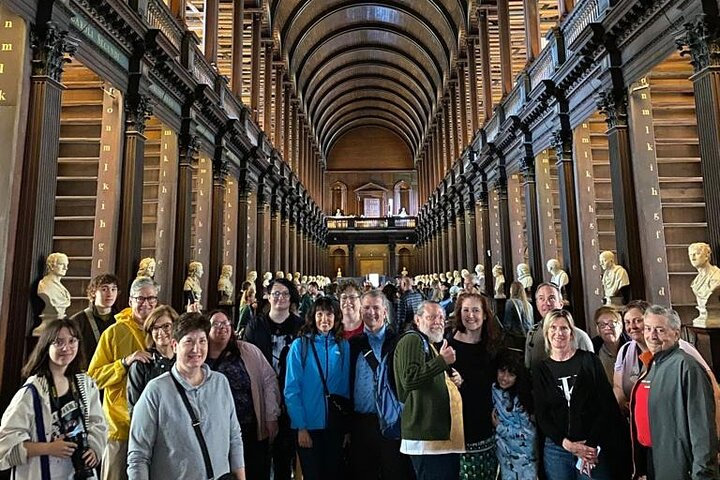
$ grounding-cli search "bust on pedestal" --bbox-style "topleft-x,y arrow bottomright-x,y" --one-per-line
546,258 -> 569,289
689,242 -> 720,327
401,266 -> 408,277
136,257 -> 156,279
263,272 -> 273,288
492,264 -> 506,299
217,265 -> 234,306
516,263 -> 533,291
35,252 -> 72,336
474,264 -> 485,290
184,260 -> 204,310
600,251 -> 630,306
337,268 -> 342,278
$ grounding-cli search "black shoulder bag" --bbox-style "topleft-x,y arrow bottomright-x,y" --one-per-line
309,338 -> 352,432
170,373 -> 234,480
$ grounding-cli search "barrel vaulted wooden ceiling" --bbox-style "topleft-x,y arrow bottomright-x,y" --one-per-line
186,0 -> 563,166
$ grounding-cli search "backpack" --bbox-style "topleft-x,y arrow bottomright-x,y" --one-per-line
360,330 -> 429,439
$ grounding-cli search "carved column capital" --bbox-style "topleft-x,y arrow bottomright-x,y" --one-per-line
125,94 -> 154,134
213,158 -> 229,182
551,129 -> 573,163
596,88 -> 628,128
179,134 -> 201,164
677,14 -> 720,72
30,22 -> 77,80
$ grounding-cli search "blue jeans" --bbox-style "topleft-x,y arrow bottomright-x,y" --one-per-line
409,453 -> 460,480
543,438 -> 613,480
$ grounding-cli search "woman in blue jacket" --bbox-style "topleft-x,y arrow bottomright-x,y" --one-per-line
284,296 -> 350,480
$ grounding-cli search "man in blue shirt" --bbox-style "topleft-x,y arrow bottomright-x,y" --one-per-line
348,290 -> 413,479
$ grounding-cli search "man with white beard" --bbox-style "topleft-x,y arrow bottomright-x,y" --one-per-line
393,302 -> 465,479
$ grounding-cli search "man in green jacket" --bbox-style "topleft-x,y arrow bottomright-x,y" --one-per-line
630,305 -> 719,479
393,301 -> 464,480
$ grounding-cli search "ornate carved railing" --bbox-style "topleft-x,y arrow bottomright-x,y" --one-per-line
192,50 -> 215,86
528,45 -> 555,90
562,0 -> 609,48
326,216 -> 417,229
145,0 -> 183,52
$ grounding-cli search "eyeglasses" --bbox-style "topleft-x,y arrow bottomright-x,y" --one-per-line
133,296 -> 158,305
597,321 -> 619,330
340,294 -> 359,302
211,321 -> 232,329
270,291 -> 291,299
151,323 -> 173,333
52,337 -> 79,348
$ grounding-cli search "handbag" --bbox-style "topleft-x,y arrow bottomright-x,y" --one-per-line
170,373 -> 234,480
309,339 -> 351,431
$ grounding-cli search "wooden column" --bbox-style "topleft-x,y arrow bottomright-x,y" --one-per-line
263,42 -> 273,134
283,83 -> 291,161
447,210 -> 457,271
553,128 -> 586,329
495,171 -> 514,290
680,17 -> 720,258
524,0 -> 541,61
597,88 -> 646,300
250,13 -> 261,121
521,154 -> 544,286
456,204 -> 468,270
289,209 -> 297,273
465,194 -> 479,269
466,37 -> 480,133
274,65 -> 284,145
281,199 -> 290,271
231,0 -> 244,96
478,9 -> 493,120
2,23 -> 69,408
497,0 -> 513,96
236,178 -> 257,284
457,63 -> 469,146
170,0 -> 185,22
205,0 -> 219,63
116,92 -> 151,303
450,83 -> 460,159
478,187 -> 493,294
558,0 -> 575,17
207,162 -> 227,310
173,133 -> 198,310
256,182 -> 271,283
270,192 -> 282,273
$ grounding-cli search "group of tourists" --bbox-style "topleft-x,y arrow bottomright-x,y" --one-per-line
0,271 -> 718,480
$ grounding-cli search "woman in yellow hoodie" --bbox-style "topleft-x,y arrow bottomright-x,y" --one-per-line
88,277 -> 157,480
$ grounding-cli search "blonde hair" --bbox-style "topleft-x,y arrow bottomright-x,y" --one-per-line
542,309 -> 577,353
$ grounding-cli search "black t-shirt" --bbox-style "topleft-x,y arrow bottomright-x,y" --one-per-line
545,351 -> 583,406
447,337 -> 495,446
52,390 -> 86,441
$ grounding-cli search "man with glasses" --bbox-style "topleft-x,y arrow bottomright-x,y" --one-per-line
525,283 -> 593,373
89,276 -> 158,480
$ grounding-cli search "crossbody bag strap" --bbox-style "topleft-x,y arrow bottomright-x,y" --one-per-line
170,373 -> 214,479
25,384 -> 51,480
308,339 -> 330,397
83,307 -> 101,343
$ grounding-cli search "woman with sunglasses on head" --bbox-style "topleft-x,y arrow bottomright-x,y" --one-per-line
0,318 -> 107,479
206,309 -> 281,480
126,305 -> 179,416
243,277 -> 303,480
533,309 -> 630,480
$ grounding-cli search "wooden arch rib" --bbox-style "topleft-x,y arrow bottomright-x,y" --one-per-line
320,105 -> 420,153
314,82 -> 426,136
318,97 -> 422,149
301,46 -> 439,110
306,67 -> 432,122
326,118 -> 415,158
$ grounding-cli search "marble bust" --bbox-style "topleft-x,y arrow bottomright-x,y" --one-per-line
276,271 -> 285,279
401,266 -> 409,277
546,258 -> 569,288
516,263 -> 533,290
262,271 -> 273,287
246,270 -> 258,284
184,260 -> 204,309
217,265 -> 234,305
689,242 -> 720,326
600,251 -> 630,305
35,252 -> 72,335
337,268 -> 342,278
492,264 -> 506,299
136,257 -> 156,279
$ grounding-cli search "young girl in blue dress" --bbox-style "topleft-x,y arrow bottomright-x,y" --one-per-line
491,349 -> 537,480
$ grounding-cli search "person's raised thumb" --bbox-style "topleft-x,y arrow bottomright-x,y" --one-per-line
441,339 -> 448,349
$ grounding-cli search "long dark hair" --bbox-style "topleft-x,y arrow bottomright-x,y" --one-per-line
22,318 -> 86,379
299,296 -> 345,342
452,292 -> 499,350
495,348 -> 534,415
